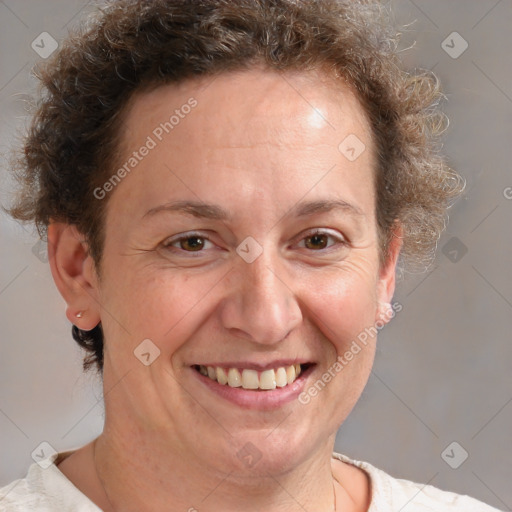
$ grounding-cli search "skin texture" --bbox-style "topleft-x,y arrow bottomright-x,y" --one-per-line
49,67 -> 402,512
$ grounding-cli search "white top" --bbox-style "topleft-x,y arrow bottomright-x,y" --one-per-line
0,451 -> 503,511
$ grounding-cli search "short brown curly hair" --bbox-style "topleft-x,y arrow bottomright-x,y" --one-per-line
5,0 -> 464,373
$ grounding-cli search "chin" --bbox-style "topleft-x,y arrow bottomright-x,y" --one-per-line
222,425 -> 325,478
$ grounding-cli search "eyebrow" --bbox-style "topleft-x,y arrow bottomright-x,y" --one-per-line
143,198 -> 365,221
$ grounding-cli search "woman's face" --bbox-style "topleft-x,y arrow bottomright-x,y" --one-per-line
87,68 -> 399,475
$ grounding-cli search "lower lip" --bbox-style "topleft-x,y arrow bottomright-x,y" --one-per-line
191,366 -> 315,410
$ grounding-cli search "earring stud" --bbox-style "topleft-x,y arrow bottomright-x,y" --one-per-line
76,311 -> 84,318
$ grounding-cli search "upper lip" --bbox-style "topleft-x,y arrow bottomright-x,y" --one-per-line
192,360 -> 314,371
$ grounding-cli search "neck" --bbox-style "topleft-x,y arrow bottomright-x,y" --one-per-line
92,424 -> 343,512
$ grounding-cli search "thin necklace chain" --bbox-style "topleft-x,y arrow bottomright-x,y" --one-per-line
332,472 -> 338,512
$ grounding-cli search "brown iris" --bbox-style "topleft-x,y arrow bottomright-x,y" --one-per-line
304,234 -> 329,250
180,236 -> 205,251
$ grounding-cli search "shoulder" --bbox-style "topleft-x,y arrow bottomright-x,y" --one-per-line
0,456 -> 101,512
332,452 -> 504,512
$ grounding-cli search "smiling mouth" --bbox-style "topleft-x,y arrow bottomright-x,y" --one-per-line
192,363 -> 314,391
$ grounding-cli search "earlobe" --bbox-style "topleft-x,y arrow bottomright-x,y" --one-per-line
47,222 -> 101,331
375,221 -> 403,323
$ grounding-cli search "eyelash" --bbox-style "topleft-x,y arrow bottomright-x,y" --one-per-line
161,229 -> 347,256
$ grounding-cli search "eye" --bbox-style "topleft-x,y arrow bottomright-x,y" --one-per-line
296,229 -> 347,251
162,232 -> 215,254
160,229 -> 346,256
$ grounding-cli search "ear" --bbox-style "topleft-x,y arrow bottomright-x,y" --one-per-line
375,221 -> 403,324
47,222 -> 101,331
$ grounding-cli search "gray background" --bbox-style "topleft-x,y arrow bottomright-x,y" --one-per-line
0,1 -> 511,510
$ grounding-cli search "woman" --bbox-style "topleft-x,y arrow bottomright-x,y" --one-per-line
0,0 -> 503,510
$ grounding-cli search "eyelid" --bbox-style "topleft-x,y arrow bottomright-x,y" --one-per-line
294,228 -> 347,250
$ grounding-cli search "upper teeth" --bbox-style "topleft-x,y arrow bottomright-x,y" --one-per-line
197,364 -> 302,390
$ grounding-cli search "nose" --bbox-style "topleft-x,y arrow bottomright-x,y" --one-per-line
219,248 -> 303,346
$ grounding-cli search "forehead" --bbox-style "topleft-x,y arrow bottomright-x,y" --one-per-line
104,67 -> 376,229
119,67 -> 373,154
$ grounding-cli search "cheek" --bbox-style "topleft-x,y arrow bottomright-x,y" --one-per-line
98,266 -> 223,360
302,261 -> 379,354
294,264 -> 379,427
